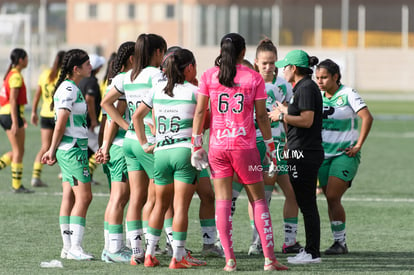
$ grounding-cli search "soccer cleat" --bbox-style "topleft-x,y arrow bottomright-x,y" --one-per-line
60,248 -> 69,259
130,254 -> 145,265
201,243 -> 225,258
287,249 -> 321,264
12,185 -> 34,193
325,241 -> 348,255
31,178 -> 48,187
184,251 -> 207,266
154,244 -> 164,255
264,257 -> 289,271
223,258 -> 237,272
143,254 -> 160,267
282,242 -> 303,254
106,248 -> 132,263
248,243 -> 263,256
169,257 -> 192,269
67,248 -> 94,261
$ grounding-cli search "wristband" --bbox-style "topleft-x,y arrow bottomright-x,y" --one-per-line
141,143 -> 149,150
191,134 -> 203,148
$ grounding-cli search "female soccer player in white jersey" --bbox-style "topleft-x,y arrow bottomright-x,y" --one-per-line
133,48 -> 207,269
315,59 -> 373,255
101,33 -> 167,265
96,41 -> 135,263
191,33 -> 288,272
42,49 -> 94,260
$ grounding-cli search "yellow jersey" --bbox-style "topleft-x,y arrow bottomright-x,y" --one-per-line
37,69 -> 57,118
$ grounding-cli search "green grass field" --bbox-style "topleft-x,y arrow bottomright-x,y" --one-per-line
0,100 -> 413,274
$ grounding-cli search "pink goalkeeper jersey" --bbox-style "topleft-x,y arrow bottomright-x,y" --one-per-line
198,64 -> 267,150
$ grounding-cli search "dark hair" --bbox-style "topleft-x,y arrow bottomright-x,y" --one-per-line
48,50 -> 66,83
316,59 -> 342,86
102,52 -> 117,84
254,38 -> 278,74
50,49 -> 89,111
296,55 -> 319,76
109,41 -> 135,82
163,49 -> 195,97
4,48 -> 27,80
214,33 -> 246,87
131,33 -> 167,81
161,46 -> 182,70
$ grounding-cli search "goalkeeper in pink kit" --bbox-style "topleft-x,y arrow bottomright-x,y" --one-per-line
191,33 -> 288,272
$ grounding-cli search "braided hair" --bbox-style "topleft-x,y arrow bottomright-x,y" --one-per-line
50,49 -> 89,111
214,33 -> 246,87
163,48 -> 195,97
110,41 -> 135,82
3,48 -> 27,80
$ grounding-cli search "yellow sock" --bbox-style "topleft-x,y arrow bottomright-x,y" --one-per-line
11,162 -> 23,189
0,153 -> 12,170
32,162 -> 43,179
89,154 -> 97,175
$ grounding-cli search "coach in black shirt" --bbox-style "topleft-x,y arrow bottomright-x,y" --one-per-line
270,49 -> 324,264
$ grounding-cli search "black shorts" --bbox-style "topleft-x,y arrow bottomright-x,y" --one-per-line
40,117 -> 55,129
0,114 -> 24,130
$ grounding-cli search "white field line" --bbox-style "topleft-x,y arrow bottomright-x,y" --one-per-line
370,132 -> 414,138
26,191 -> 414,203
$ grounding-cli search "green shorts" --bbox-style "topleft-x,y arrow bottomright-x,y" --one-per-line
257,140 -> 288,176
154,147 -> 197,186
199,168 -> 210,178
123,138 -> 154,179
56,139 -> 91,186
106,144 -> 128,184
318,152 -> 361,187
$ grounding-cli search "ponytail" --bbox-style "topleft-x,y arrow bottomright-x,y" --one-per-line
214,33 -> 246,87
163,49 -> 195,97
48,50 -> 66,83
4,48 -> 27,80
131,33 -> 167,81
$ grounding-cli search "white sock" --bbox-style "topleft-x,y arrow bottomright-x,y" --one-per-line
104,227 -> 109,251
127,229 -> 144,256
165,226 -> 173,246
108,233 -> 123,253
331,221 -> 346,245
201,225 -> 217,245
284,222 -> 298,246
173,239 -> 186,261
60,223 -> 71,251
70,223 -> 85,251
146,233 -> 161,257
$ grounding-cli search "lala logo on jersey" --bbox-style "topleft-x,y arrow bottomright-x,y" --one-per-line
217,119 -> 246,139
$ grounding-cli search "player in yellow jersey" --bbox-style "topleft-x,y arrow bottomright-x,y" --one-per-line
0,48 -> 33,193
31,51 -> 65,187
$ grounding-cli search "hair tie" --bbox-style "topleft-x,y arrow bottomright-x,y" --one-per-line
225,37 -> 232,42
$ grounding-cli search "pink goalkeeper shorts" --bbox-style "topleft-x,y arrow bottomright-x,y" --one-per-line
208,147 -> 263,184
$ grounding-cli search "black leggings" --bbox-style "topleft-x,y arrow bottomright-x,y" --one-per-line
287,149 -> 324,258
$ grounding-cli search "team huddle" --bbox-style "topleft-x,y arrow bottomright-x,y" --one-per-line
0,32 -> 373,272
